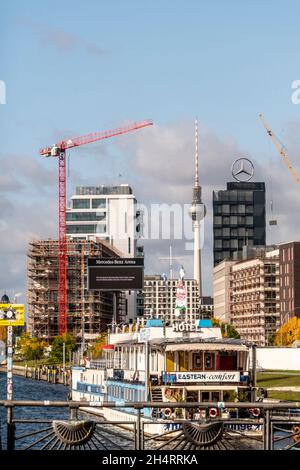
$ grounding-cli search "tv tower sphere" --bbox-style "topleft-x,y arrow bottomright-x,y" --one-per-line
189,201 -> 206,222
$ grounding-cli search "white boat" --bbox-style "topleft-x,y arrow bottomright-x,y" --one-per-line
72,319 -> 260,436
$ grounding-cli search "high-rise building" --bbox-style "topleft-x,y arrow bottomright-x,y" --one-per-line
213,182 -> 266,266
188,119 -> 206,296
279,241 -> 300,321
27,239 -> 126,340
143,275 -> 200,323
230,249 -> 280,346
66,184 -> 143,320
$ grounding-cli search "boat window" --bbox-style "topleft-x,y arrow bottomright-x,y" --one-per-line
201,391 -> 210,402
204,353 -> 214,370
192,352 -> 202,370
212,391 -> 220,402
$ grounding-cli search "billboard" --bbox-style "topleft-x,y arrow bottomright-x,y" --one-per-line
88,258 -> 144,291
0,304 -> 25,326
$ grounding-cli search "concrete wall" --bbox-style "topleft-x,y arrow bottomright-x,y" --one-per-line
250,347 -> 300,371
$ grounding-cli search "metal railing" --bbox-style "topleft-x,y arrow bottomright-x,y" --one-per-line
0,400 -> 300,450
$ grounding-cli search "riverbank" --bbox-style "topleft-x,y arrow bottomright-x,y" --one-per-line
0,364 -> 70,386
257,371 -> 300,401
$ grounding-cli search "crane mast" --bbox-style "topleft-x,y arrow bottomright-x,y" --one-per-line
259,113 -> 300,186
41,120 -> 153,335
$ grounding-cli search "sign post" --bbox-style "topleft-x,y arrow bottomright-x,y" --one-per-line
0,303 -> 25,400
7,326 -> 13,400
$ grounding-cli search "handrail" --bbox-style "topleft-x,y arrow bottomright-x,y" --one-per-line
0,400 -> 300,409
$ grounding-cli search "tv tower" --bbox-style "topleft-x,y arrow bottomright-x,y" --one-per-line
188,118 -> 206,297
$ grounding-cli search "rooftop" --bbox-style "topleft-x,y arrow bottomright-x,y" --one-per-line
75,185 -> 133,196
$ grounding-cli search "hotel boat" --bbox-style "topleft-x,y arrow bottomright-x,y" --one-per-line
72,319 -> 259,435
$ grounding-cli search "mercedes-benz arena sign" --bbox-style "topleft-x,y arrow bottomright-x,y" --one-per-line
88,258 -> 144,291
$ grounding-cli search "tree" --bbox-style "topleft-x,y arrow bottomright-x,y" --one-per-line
88,332 -> 108,359
16,333 -> 48,361
212,318 -> 240,339
274,317 -> 300,346
50,333 -> 77,362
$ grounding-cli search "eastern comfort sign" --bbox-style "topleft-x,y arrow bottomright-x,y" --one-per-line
88,258 -> 144,291
175,371 -> 240,383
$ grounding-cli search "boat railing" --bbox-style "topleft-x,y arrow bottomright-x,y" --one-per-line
90,359 -> 123,369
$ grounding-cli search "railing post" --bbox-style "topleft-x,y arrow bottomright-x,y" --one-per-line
7,405 -> 15,451
70,405 -> 78,420
136,408 -> 141,450
264,409 -> 271,450
140,416 -> 144,450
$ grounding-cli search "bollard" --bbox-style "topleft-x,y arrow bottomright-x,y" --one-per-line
24,365 -> 27,378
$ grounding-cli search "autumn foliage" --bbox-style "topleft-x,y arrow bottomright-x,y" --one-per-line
16,333 -> 48,361
274,317 -> 300,346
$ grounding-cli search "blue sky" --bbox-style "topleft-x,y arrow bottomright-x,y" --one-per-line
1,0 -> 300,299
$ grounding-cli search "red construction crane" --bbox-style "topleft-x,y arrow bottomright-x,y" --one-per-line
40,120 -> 153,335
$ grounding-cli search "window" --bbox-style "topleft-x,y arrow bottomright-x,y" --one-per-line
201,391 -> 210,402
238,204 -> 245,214
66,212 -> 106,221
91,198 -> 106,208
72,199 -> 90,209
214,239 -> 222,249
222,204 -> 230,215
204,353 -> 214,370
66,224 -> 106,234
230,216 -> 238,226
230,239 -> 238,249
214,216 -> 222,226
192,353 -> 202,370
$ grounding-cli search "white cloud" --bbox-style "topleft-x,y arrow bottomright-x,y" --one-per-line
1,119 -> 300,301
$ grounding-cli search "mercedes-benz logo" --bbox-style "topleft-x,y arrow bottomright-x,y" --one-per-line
231,158 -> 254,182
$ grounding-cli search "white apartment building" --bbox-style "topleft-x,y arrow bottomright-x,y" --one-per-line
143,275 -> 200,323
66,185 -> 143,320
230,249 -> 280,346
66,185 -> 142,256
213,260 -> 235,323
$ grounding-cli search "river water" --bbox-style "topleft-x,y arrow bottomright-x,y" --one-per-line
0,372 -> 297,450
0,372 -> 69,449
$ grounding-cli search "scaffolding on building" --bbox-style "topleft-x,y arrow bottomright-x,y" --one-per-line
27,238 -> 126,341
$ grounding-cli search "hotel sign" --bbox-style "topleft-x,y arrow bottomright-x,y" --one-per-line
174,371 -> 240,383
173,321 -> 202,333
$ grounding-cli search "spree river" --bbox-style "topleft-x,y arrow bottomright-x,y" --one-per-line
0,372 -> 296,451
0,372 -> 69,449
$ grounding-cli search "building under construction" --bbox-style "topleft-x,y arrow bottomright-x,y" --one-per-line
27,239 -> 126,341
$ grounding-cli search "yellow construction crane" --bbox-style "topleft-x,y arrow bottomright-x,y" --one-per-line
259,113 -> 300,186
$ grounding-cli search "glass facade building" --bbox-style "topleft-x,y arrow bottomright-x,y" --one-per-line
213,182 -> 266,266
